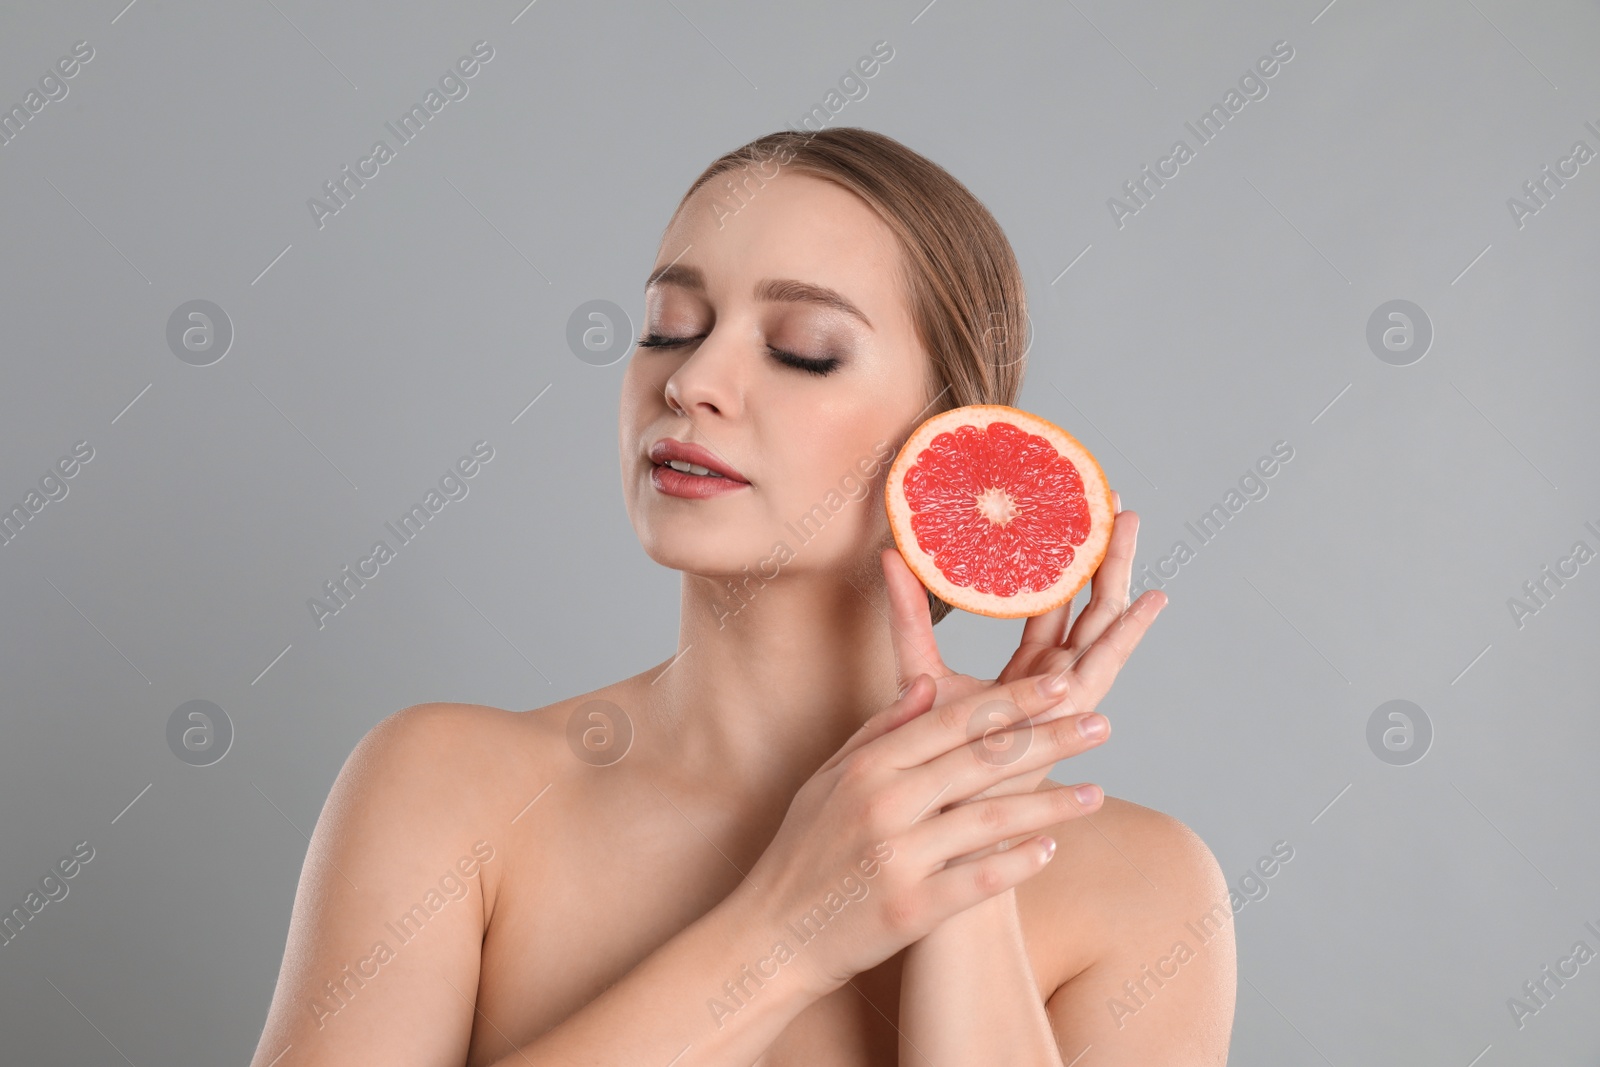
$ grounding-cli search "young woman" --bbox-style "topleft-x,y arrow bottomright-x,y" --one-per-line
251,127 -> 1236,1066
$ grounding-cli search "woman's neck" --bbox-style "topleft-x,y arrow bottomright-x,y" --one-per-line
635,566 -> 905,805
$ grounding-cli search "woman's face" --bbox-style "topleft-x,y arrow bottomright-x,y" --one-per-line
619,169 -> 935,584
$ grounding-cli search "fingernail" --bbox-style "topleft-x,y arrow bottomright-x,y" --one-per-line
1040,836 -> 1057,862
1078,714 -> 1107,739
1074,785 -> 1100,806
1037,673 -> 1070,698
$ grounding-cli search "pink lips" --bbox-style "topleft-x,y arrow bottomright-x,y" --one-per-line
647,437 -> 750,499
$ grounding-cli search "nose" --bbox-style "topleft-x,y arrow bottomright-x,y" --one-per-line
661,331 -> 744,419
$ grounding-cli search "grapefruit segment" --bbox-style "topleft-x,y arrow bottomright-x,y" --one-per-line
886,405 -> 1114,619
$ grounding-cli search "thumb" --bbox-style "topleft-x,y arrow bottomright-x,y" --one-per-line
881,546 -> 946,687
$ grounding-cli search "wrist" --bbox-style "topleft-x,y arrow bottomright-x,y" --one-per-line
710,882 -> 836,1009
914,881 -> 1018,946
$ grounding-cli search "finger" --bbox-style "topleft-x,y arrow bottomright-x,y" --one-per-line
819,673 -> 937,773
901,781 -> 1099,863
1006,492 -> 1126,665
881,546 -> 948,691
1046,589 -> 1166,710
937,783 -> 1104,867
942,759 -> 1052,813
1063,507 -> 1140,655
918,834 -> 1057,916
866,670 -> 1079,772
908,700 -> 1110,816
1015,597 -> 1072,656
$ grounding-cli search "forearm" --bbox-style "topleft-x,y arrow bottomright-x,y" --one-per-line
484,889 -> 820,1066
898,887 -> 1064,1067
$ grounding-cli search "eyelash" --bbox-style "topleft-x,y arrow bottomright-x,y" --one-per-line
635,333 -> 842,378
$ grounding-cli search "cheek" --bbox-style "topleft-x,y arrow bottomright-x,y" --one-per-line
772,413 -> 891,528
621,353 -> 652,401
618,357 -> 663,430
618,360 -> 661,497
818,404 -> 892,472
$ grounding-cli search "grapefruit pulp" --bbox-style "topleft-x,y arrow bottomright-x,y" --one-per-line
885,404 -> 1114,619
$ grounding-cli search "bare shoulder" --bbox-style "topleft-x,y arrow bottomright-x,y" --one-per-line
350,693 -> 606,814
1053,793 -> 1224,908
1020,790 -> 1237,1064
344,701 -> 541,812
333,694 -> 611,887
249,699 -> 579,1066
363,687 -> 631,765
249,688 -> 652,1066
1023,791 -> 1229,975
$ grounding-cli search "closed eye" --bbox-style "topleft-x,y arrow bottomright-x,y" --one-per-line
636,333 -> 842,377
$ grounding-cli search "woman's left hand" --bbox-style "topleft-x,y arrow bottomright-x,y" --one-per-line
879,491 -> 1167,857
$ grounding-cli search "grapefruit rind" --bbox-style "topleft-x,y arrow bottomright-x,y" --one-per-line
885,404 -> 1114,619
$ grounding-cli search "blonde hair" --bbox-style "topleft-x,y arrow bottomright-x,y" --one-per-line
674,127 -> 1029,625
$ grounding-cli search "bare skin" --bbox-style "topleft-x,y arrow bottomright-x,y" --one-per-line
250,169 -> 1235,1066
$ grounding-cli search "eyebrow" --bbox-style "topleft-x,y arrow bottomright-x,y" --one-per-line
645,262 -> 873,329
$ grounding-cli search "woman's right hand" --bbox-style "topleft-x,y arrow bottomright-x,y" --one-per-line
729,670 -> 1110,998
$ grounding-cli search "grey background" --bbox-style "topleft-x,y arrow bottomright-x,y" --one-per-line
2,0 -> 1596,1063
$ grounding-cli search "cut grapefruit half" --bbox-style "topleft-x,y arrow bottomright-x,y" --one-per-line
885,405 -> 1114,619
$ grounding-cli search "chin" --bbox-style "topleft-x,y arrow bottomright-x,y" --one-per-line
631,514 -> 771,577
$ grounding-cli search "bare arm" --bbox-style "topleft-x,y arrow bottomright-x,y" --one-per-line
899,795 -> 1236,1067
1042,808 -> 1237,1066
898,885 -> 1069,1067
896,782 -> 1106,1067
247,703 -> 827,1067
482,885 -> 828,1065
